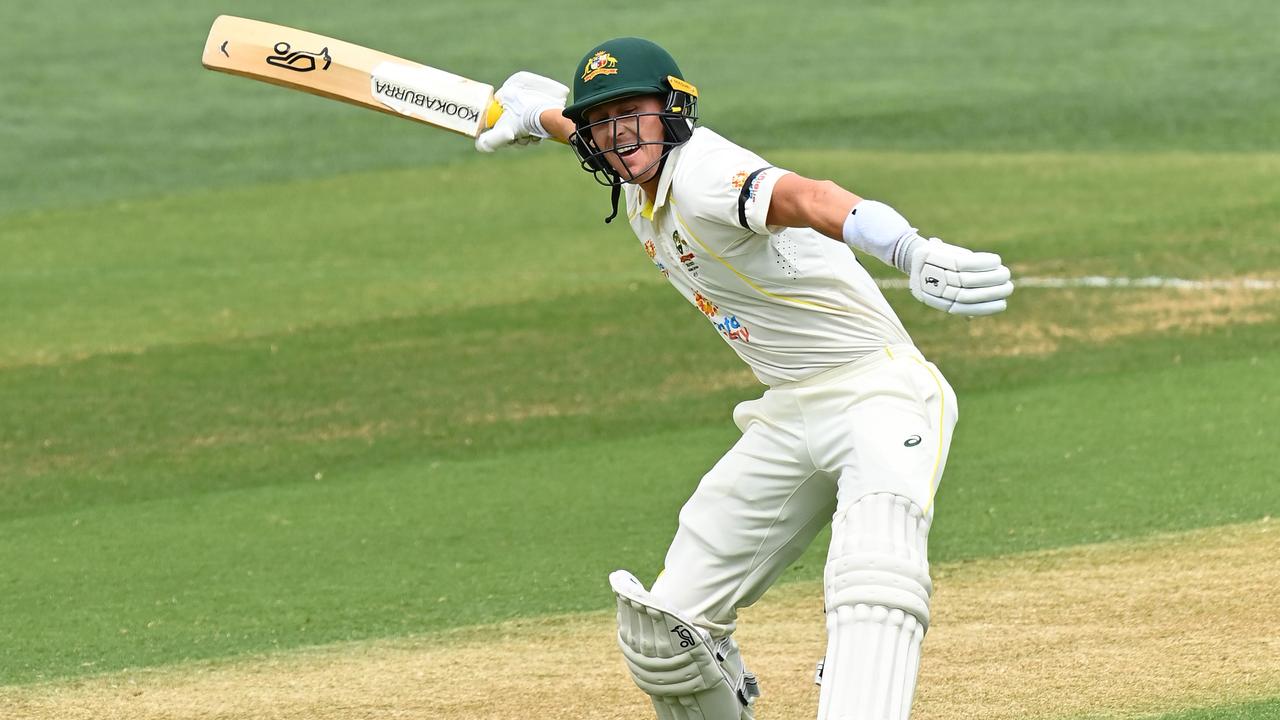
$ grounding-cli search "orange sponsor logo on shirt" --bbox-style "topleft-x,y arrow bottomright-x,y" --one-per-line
694,291 -> 719,318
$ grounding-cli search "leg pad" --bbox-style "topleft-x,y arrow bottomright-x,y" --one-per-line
611,570 -> 752,720
817,493 -> 932,720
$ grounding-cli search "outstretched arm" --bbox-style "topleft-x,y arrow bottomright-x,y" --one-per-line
768,174 -> 1014,316
538,108 -> 575,143
767,175 -> 862,240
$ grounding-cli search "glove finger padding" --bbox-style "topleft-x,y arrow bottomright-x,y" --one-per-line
951,280 -> 1015,305
950,250 -> 1004,272
915,291 -> 1009,316
914,241 -> 1002,271
927,279 -> 1015,304
953,265 -> 1011,288
909,238 -> 1013,315
916,266 -> 1010,297
915,293 -> 957,314
475,118 -> 518,153
948,298 -> 1008,316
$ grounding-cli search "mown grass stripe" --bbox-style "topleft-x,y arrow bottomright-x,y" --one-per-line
2,521 -> 1274,719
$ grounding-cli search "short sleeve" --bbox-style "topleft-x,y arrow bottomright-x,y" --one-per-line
733,166 -> 792,235
676,137 -> 793,236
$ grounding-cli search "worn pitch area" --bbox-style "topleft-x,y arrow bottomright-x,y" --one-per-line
3,520 -> 1275,720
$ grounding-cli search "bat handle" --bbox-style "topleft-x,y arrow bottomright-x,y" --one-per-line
484,98 -> 504,131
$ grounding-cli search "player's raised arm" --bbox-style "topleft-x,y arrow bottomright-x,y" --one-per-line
768,173 -> 1015,316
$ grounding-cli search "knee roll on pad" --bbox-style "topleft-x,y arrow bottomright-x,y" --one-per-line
818,493 -> 932,720
610,570 -> 753,720
825,493 -> 932,627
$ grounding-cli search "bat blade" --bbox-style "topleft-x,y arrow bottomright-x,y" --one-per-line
201,15 -> 501,137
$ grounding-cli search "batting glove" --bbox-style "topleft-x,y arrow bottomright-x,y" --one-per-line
475,71 -> 569,153
901,237 -> 1014,316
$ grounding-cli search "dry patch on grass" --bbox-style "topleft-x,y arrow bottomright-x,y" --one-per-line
460,401 -> 590,425
958,283 -> 1280,358
458,367 -> 762,425
3,520 -> 1276,720
659,367 -> 760,396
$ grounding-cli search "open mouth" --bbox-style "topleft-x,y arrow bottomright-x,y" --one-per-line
616,144 -> 641,158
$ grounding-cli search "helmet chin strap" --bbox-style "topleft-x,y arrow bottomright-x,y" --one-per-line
605,184 -> 621,224
603,154 -> 670,224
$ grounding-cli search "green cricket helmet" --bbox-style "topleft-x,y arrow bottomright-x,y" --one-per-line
562,37 -> 699,223
564,37 -> 697,123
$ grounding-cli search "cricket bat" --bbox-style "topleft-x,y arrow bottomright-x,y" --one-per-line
201,15 -> 505,138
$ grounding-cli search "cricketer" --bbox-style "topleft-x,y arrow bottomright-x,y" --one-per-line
476,37 -> 1014,720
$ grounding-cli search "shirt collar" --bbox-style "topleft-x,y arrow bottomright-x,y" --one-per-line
652,145 -> 680,210
647,134 -> 694,215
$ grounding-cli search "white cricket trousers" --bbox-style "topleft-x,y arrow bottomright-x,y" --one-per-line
650,344 -> 958,637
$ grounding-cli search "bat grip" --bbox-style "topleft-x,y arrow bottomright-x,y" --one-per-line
484,99 -> 504,130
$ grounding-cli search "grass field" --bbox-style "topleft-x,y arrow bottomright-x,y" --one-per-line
2,1 -> 1278,718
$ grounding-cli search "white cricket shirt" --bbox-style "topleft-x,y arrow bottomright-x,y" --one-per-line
624,127 -> 913,386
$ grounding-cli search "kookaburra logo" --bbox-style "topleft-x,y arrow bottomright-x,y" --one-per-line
671,624 -> 697,648
925,276 -> 941,286
266,42 -> 331,72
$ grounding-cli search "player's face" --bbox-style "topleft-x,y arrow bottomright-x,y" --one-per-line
584,95 -> 667,185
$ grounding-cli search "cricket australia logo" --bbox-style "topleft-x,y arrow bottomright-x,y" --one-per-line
673,230 -> 699,275
671,624 -> 697,649
582,50 -> 619,81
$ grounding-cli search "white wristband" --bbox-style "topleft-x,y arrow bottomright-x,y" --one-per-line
841,200 -> 924,274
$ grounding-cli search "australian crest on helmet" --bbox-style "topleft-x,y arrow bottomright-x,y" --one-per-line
582,50 -> 619,82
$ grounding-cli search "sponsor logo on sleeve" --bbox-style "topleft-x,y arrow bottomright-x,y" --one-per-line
730,171 -> 748,190
582,51 -> 619,82
746,170 -> 769,203
644,239 -> 657,259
